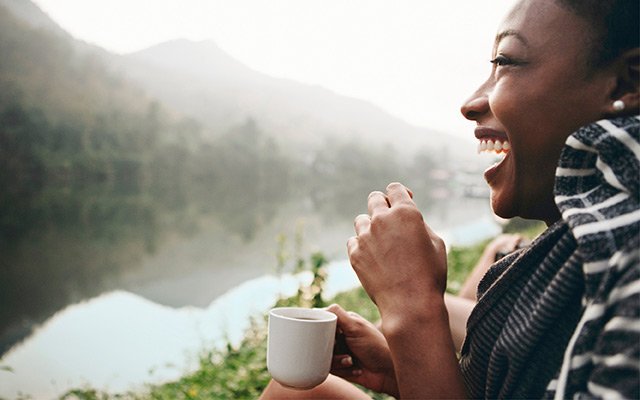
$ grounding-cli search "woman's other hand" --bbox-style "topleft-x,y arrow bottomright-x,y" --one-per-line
327,304 -> 398,397
486,234 -> 525,261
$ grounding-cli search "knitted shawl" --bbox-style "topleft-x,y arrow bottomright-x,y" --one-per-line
459,116 -> 640,399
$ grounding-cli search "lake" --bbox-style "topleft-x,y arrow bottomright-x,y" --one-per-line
0,189 -> 498,399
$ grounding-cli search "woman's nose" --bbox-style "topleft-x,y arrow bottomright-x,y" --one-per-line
460,88 -> 490,121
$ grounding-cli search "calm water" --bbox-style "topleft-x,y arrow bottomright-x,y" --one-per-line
0,192 -> 498,399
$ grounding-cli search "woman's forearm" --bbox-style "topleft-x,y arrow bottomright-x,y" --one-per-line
382,297 -> 468,399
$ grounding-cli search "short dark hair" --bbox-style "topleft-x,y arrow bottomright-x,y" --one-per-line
555,0 -> 639,68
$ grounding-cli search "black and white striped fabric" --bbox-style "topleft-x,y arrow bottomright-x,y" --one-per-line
459,116 -> 640,399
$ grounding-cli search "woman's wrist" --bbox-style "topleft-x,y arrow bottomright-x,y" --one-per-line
382,296 -> 466,398
381,297 -> 467,399
382,376 -> 400,398
380,294 -> 449,340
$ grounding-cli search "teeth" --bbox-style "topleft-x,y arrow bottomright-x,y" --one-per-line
477,138 -> 510,154
486,140 -> 494,151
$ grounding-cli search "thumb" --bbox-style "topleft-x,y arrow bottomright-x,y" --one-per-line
327,304 -> 364,336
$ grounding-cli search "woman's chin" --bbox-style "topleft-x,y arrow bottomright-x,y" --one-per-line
489,190 -> 519,220
490,188 -> 559,224
485,153 -> 521,219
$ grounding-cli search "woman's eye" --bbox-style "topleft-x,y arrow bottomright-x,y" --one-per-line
490,55 -> 513,66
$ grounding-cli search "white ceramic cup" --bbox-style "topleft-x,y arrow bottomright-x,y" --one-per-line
267,307 -> 337,390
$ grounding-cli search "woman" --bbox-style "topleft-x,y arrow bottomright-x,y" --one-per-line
260,0 -> 639,398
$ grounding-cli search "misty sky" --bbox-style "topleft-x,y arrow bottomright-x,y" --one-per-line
32,0 -> 518,138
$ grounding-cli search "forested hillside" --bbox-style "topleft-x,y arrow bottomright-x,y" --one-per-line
0,1 -> 298,241
0,2 -> 297,350
0,1 -> 450,353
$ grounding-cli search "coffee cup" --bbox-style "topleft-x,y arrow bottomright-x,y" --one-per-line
267,307 -> 337,389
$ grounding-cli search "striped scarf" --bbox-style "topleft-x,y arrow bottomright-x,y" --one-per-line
459,116 -> 640,399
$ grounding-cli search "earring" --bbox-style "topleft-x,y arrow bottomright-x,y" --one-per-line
613,100 -> 625,111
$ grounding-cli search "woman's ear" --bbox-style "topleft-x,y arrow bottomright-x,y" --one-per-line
608,48 -> 640,114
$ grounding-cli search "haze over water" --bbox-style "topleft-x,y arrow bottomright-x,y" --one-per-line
0,1 -> 513,398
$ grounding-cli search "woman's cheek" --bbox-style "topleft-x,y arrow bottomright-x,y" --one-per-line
489,82 -> 523,128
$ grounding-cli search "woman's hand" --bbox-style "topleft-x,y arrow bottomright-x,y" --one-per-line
347,182 -> 448,319
327,304 -> 398,397
346,183 -> 467,399
485,234 -> 525,261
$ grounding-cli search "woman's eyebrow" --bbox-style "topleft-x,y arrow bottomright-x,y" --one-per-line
494,29 -> 529,47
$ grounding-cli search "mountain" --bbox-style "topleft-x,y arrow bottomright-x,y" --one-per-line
3,0 -> 475,158
0,0 -> 152,125
0,0 -> 66,35
119,39 -> 475,156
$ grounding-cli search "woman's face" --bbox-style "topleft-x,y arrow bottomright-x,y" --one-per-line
461,0 -> 614,224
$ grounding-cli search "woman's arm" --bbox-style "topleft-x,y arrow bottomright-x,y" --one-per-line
383,295 -> 468,399
445,293 -> 476,351
347,183 -> 468,398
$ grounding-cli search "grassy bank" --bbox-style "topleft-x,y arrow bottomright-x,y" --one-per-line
50,221 -> 545,400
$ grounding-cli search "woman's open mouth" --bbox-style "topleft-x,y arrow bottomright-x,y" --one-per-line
474,127 -> 511,182
479,138 -> 510,182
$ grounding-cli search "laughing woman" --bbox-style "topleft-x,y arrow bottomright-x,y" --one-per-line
259,0 -> 639,398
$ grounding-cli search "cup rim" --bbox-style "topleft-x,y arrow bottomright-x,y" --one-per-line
269,307 -> 337,323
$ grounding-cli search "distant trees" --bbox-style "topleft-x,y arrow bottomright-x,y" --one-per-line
195,118 -> 293,240
307,138 -> 402,220
0,102 -> 46,241
0,0 -> 450,351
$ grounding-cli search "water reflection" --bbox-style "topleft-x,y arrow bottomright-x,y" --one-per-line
0,189 -> 163,356
0,208 -> 500,399
0,191 -> 495,348
0,262 -> 361,399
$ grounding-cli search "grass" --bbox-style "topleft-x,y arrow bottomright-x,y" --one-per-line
37,228 -> 549,400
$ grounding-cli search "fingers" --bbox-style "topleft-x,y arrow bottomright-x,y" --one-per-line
347,236 -> 358,254
331,354 -> 363,379
328,306 -> 365,380
329,306 -> 361,377
367,191 -> 389,215
332,354 -> 356,369
327,304 -> 364,336
354,214 -> 371,236
327,303 -> 351,326
489,234 -> 524,254
385,182 -> 414,206
367,183 -> 414,217
503,235 -> 523,252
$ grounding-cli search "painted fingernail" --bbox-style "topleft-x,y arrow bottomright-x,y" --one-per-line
341,356 -> 353,366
